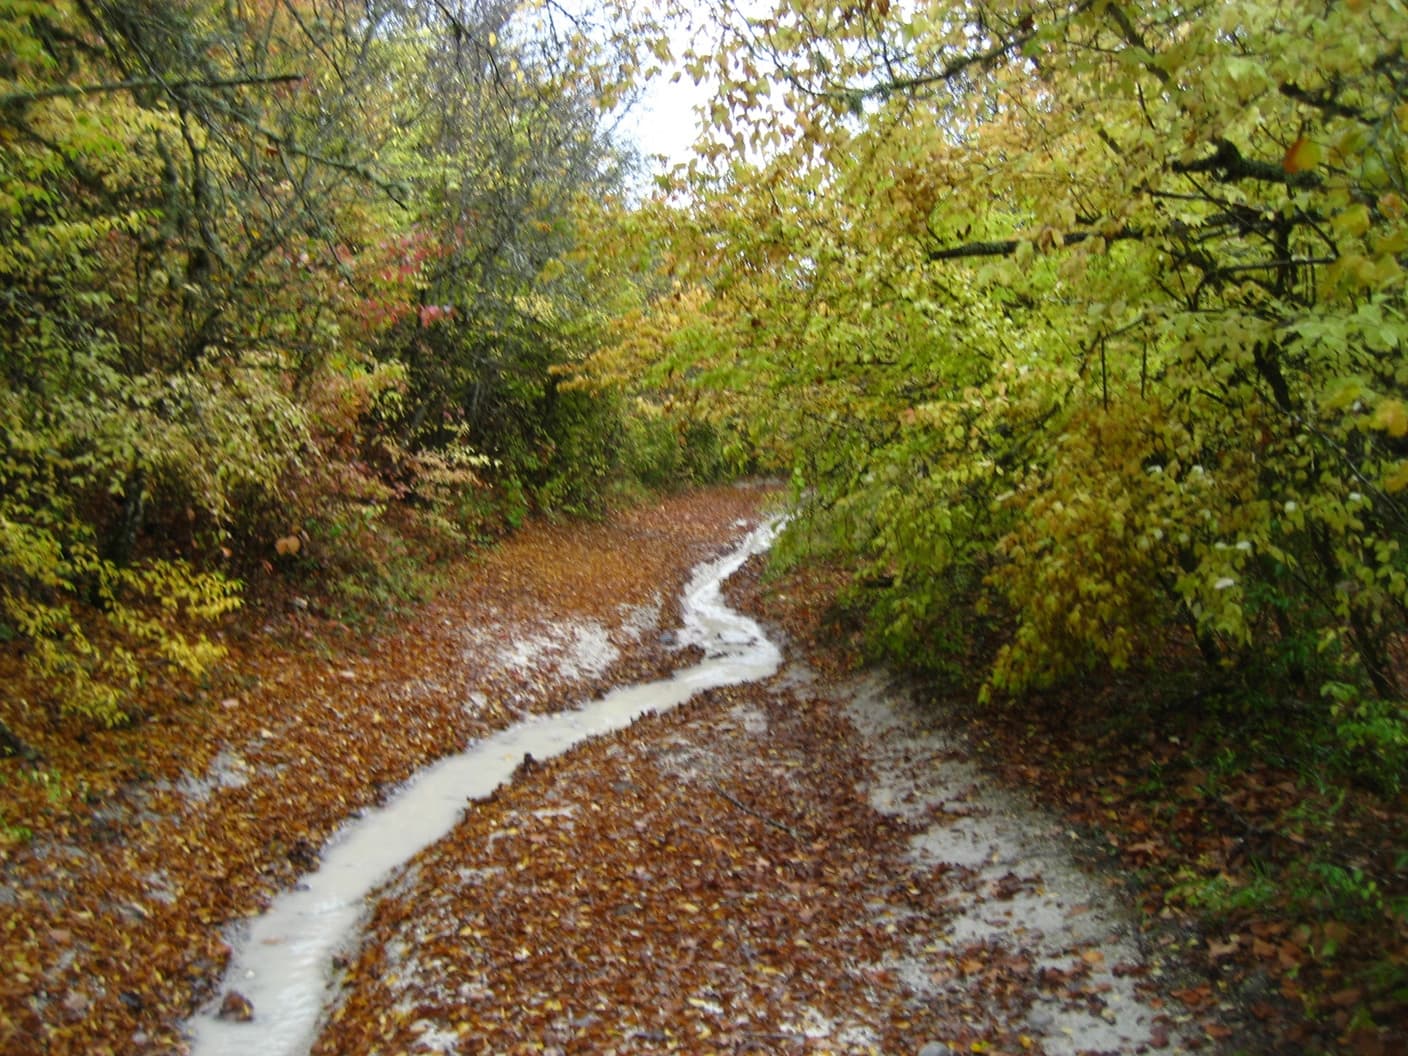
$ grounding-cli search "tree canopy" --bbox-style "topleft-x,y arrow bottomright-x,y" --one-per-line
0,0 -> 685,725
581,0 -> 1408,721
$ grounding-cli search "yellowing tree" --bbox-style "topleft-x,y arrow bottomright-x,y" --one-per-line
586,0 -> 1408,712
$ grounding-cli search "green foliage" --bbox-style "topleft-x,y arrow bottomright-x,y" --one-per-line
1178,855 -> 1389,930
1173,865 -> 1281,921
595,0 -> 1408,725
0,812 -> 34,847
1322,682 -> 1408,795
619,410 -> 740,492
0,0 -> 674,725
305,505 -> 434,624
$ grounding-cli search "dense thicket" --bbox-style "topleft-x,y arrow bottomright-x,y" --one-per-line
0,0 -> 695,726
582,0 -> 1408,765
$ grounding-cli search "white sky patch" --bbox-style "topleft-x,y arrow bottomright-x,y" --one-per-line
617,0 -> 785,177
618,5 -> 717,175
623,60 -> 716,173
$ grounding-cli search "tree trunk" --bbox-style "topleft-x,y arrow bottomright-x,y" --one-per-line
104,464 -> 147,569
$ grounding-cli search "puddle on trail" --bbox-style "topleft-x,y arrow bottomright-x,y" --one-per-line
183,520 -> 781,1056
842,671 -> 1191,1055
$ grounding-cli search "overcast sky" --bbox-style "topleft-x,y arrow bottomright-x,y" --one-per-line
623,75 -> 710,171
618,33 -> 718,175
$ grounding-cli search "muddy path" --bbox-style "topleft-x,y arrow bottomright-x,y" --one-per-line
2,484 -> 1225,1055
305,553 -> 1206,1056
186,519 -> 784,1055
0,484 -> 779,1056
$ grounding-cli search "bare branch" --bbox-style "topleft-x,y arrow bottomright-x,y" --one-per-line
1278,81 -> 1368,121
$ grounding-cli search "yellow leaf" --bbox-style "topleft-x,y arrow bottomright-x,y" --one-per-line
1283,136 -> 1321,174
1334,204 -> 1371,238
1372,399 -> 1408,437
1384,460 -> 1408,493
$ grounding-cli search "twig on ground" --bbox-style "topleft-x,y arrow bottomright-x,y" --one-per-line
708,781 -> 806,840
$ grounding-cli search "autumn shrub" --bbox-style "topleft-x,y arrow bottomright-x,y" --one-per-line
0,0 -> 390,720
402,439 -> 498,544
0,0 -> 677,731
527,385 -> 626,515
0,518 -> 239,725
306,507 -> 436,621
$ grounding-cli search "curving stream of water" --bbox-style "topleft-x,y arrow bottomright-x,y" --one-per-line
184,520 -> 781,1056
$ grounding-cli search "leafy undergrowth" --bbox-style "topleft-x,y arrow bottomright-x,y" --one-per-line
955,686 -> 1408,1055
749,561 -> 1408,1055
0,482 -> 778,1056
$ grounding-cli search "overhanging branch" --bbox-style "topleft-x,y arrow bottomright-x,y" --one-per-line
928,226 -> 1145,260
0,73 -> 304,112
927,208 -> 1297,262
1171,138 -> 1322,188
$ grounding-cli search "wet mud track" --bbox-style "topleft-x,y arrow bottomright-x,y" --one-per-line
312,575 -> 1201,1055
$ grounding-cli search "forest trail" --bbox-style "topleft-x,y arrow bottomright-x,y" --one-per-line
0,485 -> 773,1055
3,484 -> 1218,1055
308,550 -> 1206,1056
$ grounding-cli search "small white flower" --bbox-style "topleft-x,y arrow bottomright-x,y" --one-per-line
1214,577 -> 1236,590
1348,492 -> 1363,503
1235,540 -> 1253,552
1284,500 -> 1298,513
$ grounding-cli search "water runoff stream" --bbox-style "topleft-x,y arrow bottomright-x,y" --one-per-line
184,520 -> 782,1056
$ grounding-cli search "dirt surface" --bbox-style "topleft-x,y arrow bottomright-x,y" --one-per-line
0,483 -> 778,1056
6,483 -> 1355,1055
310,555 -> 1212,1056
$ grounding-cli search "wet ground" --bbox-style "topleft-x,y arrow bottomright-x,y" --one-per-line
187,521 -> 782,1055
303,555 -> 1202,1056
0,485 -> 778,1056
1,487 -> 1226,1055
